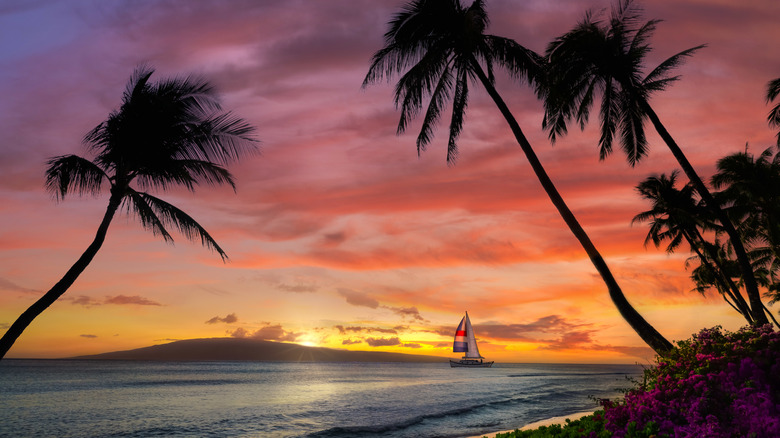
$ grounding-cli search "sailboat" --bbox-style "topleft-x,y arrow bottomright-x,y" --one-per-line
450,311 -> 494,368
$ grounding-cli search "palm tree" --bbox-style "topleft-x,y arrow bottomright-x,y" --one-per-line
363,0 -> 672,354
541,0 -> 768,325
0,67 -> 258,359
633,172 -> 753,323
767,78 -> 780,146
713,146 -> 780,307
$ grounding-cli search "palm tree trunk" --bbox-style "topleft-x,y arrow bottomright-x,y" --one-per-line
683,230 -> 753,323
763,303 -> 780,328
642,102 -> 769,326
471,59 -> 672,355
0,195 -> 121,360
688,228 -> 752,319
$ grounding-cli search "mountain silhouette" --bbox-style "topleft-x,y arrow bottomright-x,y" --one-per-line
72,337 -> 446,362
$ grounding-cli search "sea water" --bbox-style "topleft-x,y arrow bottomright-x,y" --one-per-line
0,360 -> 642,438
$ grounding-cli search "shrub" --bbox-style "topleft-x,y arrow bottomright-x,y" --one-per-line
602,325 -> 780,437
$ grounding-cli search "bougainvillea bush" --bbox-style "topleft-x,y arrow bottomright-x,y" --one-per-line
602,324 -> 780,437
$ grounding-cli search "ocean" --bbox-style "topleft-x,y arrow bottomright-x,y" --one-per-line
0,360 -> 642,438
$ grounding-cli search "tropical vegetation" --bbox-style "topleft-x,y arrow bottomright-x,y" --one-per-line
0,67 -> 258,360
602,325 -> 780,437
490,325 -> 780,437
632,145 -> 780,327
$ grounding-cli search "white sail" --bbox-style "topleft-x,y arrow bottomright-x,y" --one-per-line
463,312 -> 483,359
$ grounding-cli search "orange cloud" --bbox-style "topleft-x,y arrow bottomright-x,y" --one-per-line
104,295 -> 162,306
230,323 -> 301,342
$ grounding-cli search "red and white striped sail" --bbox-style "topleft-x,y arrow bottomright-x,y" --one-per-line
452,311 -> 483,359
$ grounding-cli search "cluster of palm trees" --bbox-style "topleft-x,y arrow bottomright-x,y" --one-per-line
634,144 -> 780,328
364,0 -> 780,355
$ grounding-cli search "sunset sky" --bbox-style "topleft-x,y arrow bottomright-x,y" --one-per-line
1,0 -> 779,363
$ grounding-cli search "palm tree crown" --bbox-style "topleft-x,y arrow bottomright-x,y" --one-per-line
541,0 -> 703,165
633,172 -> 706,253
363,0 -> 539,163
46,66 -> 258,259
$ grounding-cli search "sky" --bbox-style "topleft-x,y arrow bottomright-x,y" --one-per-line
1,0 -> 779,363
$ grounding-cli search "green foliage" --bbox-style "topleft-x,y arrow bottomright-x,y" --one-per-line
486,411 -> 610,438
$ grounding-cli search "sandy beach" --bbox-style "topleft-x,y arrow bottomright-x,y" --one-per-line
466,410 -> 596,438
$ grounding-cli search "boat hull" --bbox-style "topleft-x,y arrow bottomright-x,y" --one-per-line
449,359 -> 494,368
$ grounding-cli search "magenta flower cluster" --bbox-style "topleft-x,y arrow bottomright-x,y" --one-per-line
602,325 -> 780,437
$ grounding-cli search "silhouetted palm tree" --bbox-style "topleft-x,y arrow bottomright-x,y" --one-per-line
364,0 -> 671,354
541,0 -> 768,325
0,67 -> 258,359
713,146 -> 780,307
633,172 -> 753,322
768,78 -> 780,146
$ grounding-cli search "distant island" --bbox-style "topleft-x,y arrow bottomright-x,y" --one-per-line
71,337 -> 446,363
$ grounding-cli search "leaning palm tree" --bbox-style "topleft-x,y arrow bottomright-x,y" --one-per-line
767,78 -> 780,146
541,0 -> 768,325
0,67 -> 258,359
363,0 -> 671,354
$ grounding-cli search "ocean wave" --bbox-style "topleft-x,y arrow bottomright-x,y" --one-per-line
303,394 -> 554,438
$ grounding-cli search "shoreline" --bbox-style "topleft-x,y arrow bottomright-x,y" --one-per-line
466,410 -> 596,438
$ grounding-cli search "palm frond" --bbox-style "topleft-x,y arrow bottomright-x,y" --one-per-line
394,45 -> 451,134
627,18 -> 660,55
767,77 -> 780,102
598,78 -> 618,159
417,66 -> 454,154
484,35 -> 541,86
643,45 -> 705,90
124,190 -> 174,244
186,112 -> 259,165
135,159 -> 236,193
574,79 -> 597,130
127,190 -> 228,261
364,0 -> 454,88
155,74 -> 222,115
45,154 -> 109,200
617,91 -> 648,165
446,66 -> 469,164
611,0 -> 643,30
124,66 -> 155,104
767,78 -> 780,144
